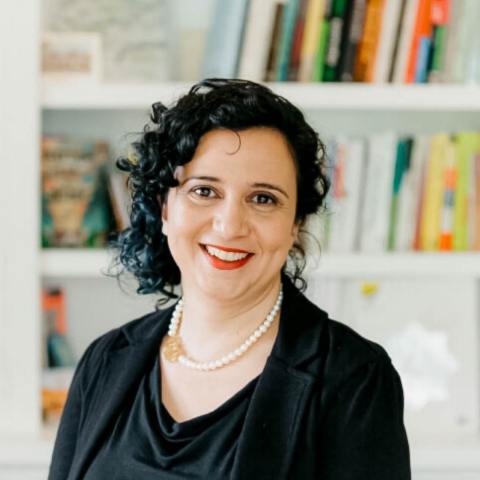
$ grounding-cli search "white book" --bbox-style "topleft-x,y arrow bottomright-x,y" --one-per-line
391,0 -> 419,84
373,0 -> 403,84
329,137 -> 366,252
342,277 -> 479,444
238,0 -> 284,81
461,0 -> 480,85
443,0 -> 465,83
360,132 -> 397,252
396,135 -> 430,251
201,0 -> 251,79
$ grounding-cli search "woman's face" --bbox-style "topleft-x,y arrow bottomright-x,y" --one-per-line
162,127 -> 299,302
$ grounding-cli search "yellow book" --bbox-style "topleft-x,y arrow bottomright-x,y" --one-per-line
420,133 -> 450,251
453,132 -> 480,251
298,0 -> 325,82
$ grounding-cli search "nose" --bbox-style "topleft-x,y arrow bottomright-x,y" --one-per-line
212,197 -> 250,240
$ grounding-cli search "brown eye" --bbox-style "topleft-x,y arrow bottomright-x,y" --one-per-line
193,187 -> 215,197
253,194 -> 276,205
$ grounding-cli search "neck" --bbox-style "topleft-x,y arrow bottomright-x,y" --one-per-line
176,277 -> 282,361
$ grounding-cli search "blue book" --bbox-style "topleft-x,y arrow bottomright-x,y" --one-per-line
275,0 -> 300,81
414,35 -> 432,83
201,0 -> 251,79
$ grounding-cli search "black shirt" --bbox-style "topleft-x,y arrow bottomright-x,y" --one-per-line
84,353 -> 259,479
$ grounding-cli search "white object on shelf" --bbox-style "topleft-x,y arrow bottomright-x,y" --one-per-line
40,81 -> 480,111
41,249 -> 480,278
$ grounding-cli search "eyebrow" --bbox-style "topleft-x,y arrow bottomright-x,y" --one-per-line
183,176 -> 290,198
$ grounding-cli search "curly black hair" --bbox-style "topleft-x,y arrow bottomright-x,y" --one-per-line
111,78 -> 330,303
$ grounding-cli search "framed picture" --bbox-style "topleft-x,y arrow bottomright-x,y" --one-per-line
41,32 -> 102,83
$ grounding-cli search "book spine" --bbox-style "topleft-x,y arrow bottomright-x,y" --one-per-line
201,0 -> 251,79
265,3 -> 286,81
338,0 -> 367,82
428,25 -> 448,82
238,0 -> 281,81
405,0 -> 433,83
391,0 -> 419,83
288,0 -> 309,80
298,0 -> 326,82
353,0 -> 386,82
323,0 -> 350,81
374,0 -> 404,83
420,133 -> 449,251
312,19 -> 331,80
276,0 -> 301,81
473,154 -> 480,250
439,140 -> 456,250
442,0 -> 465,83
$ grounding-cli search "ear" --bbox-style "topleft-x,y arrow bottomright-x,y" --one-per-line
159,195 -> 168,236
291,220 -> 300,243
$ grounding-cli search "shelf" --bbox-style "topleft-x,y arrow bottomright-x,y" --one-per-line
40,81 -> 480,111
41,249 -> 480,278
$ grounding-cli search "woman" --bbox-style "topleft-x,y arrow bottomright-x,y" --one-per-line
48,79 -> 410,480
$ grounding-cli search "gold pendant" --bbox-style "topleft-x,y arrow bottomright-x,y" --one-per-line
163,336 -> 185,363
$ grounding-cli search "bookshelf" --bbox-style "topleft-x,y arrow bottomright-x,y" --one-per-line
3,0 -> 480,478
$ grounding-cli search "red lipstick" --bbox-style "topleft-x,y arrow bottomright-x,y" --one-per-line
203,244 -> 251,254
201,245 -> 253,270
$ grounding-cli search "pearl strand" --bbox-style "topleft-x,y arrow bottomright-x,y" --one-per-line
165,286 -> 283,371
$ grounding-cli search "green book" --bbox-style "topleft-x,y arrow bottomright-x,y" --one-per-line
312,20 -> 330,81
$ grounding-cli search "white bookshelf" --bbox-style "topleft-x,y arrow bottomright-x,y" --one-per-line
41,81 -> 480,111
41,249 -> 480,278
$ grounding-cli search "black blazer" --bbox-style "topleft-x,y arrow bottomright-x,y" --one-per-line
48,277 -> 411,480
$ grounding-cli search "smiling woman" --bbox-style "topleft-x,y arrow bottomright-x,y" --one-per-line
48,79 -> 411,480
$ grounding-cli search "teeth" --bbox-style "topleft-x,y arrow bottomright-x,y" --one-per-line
205,246 -> 250,262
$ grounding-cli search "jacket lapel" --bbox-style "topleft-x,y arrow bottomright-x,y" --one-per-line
231,356 -> 316,480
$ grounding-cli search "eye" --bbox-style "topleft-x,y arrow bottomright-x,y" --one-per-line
253,193 -> 276,205
193,187 -> 215,198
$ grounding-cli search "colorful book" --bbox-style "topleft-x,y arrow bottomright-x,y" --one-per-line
353,0 -> 386,82
238,0 -> 283,81
312,0 -> 333,81
323,0 -> 351,81
298,0 -> 326,82
288,0 -> 309,80
453,132 -> 480,250
439,140 -> 456,250
276,0 -> 301,80
200,0 -> 251,79
373,0 -> 404,83
338,0 -> 367,82
420,133 -> 449,250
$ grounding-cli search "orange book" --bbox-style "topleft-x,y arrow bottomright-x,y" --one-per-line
405,0 -> 433,83
353,0 -> 386,82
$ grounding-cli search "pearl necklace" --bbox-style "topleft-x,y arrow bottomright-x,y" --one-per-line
163,286 -> 283,371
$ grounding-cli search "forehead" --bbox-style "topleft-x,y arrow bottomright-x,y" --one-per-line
182,128 -> 298,182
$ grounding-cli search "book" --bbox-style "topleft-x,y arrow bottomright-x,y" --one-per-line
322,0 -> 351,81
439,139 -> 456,250
373,0 -> 404,83
200,0 -> 251,79
453,132 -> 480,251
388,139 -> 412,251
41,136 -> 111,248
442,0 -> 465,83
238,0 -> 284,81
276,0 -> 301,81
459,0 -> 480,84
312,0 -> 333,81
360,131 -> 397,252
405,0 -> 433,83
420,133 -> 449,250
353,0 -> 386,82
427,0 -> 451,83
288,0 -> 309,80
338,0 -> 367,82
298,0 -> 326,82
391,0 -> 419,83
473,154 -> 480,250
265,3 -> 287,81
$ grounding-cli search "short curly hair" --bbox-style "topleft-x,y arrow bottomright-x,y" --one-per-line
112,78 -> 330,302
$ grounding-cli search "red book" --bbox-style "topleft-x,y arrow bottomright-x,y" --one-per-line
405,0 -> 433,83
288,0 -> 309,81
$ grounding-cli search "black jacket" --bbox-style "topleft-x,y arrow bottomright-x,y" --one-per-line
48,277 -> 411,480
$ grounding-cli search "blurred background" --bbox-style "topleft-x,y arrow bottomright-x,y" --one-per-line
1,0 -> 480,478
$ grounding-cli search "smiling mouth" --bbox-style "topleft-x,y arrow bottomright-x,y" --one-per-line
200,244 -> 254,270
